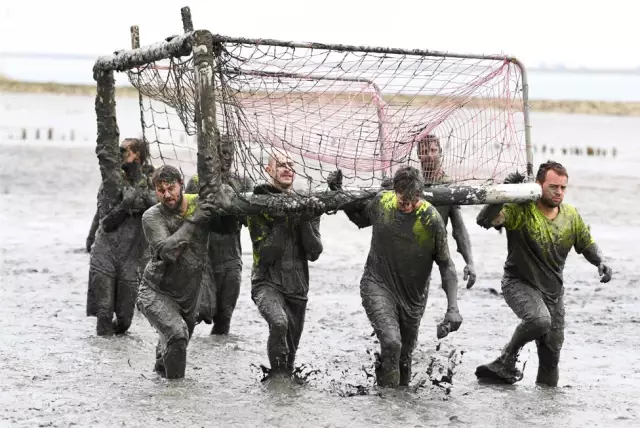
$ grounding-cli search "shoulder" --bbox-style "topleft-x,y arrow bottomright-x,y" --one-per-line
416,201 -> 444,226
142,203 -> 162,222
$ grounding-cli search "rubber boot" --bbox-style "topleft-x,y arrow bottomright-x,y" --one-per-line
163,339 -> 188,379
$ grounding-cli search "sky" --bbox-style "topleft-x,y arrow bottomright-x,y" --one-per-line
1,0 -> 639,83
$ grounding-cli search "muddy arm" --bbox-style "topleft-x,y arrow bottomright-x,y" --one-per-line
449,206 -> 474,266
86,209 -> 100,251
343,198 -> 373,229
208,215 -> 241,235
142,209 -> 199,264
476,204 -> 505,229
299,217 -> 323,262
432,212 -> 459,312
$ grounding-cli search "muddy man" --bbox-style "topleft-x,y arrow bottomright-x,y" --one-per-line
475,161 -> 613,386
330,166 -> 463,388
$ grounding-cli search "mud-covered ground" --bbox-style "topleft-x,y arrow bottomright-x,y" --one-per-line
1,94 -> 640,427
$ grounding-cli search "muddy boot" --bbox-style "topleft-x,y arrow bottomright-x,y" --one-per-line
475,351 -> 522,384
96,314 -> 115,336
536,365 -> 559,387
154,358 -> 166,377
114,317 -> 132,335
211,316 -> 230,335
163,339 -> 188,379
399,357 -> 412,387
377,355 -> 400,388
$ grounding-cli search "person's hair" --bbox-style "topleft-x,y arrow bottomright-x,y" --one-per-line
151,165 -> 183,187
123,138 -> 150,164
536,160 -> 568,184
417,134 -> 442,154
220,134 -> 234,152
393,166 -> 424,200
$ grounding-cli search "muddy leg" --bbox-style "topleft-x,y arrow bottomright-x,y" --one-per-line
253,285 -> 291,373
212,263 -> 242,335
536,295 -> 565,387
87,268 -> 116,336
361,279 -> 401,388
114,279 -> 139,335
476,278 -> 551,384
399,304 -> 426,387
285,298 -> 308,371
154,336 -> 165,376
137,284 -> 191,379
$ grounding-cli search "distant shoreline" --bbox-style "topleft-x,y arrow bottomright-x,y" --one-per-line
2,77 -> 640,117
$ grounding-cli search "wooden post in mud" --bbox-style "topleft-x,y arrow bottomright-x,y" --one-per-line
191,30 -> 222,200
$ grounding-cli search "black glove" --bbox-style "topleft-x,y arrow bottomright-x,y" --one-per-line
503,171 -> 526,184
327,169 -> 343,191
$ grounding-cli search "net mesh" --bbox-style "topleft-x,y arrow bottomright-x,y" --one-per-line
126,38 -> 528,194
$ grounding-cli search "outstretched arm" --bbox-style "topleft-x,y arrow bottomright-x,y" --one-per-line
300,217 -> 323,261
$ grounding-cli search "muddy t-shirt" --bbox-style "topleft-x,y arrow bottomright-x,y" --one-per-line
360,191 -> 450,312
502,201 -> 594,300
248,213 -> 320,300
140,194 -> 210,317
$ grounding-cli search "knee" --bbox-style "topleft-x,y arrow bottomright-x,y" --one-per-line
269,316 -> 289,337
379,331 -> 402,357
528,315 -> 552,336
165,320 -> 190,345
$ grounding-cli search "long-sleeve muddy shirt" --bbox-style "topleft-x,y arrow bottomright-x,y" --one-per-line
247,184 -> 323,300
347,191 -> 451,314
501,201 -> 595,301
140,194 -> 238,318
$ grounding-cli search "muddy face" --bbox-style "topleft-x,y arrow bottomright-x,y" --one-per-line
266,153 -> 295,190
120,140 -> 139,165
155,180 -> 184,212
418,140 -> 441,173
537,170 -> 568,208
395,192 -> 422,214
220,140 -> 235,174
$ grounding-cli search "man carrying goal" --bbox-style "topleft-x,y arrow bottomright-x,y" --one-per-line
416,134 -> 476,289
247,152 -> 324,377
136,165 -> 237,379
475,161 -> 613,386
329,166 -> 463,388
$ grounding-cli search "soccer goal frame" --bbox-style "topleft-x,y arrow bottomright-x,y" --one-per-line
92,5 -> 539,216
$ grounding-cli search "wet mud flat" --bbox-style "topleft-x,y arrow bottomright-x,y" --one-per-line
1,135 -> 640,427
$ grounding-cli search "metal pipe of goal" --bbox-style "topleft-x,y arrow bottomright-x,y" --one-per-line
220,183 -> 542,216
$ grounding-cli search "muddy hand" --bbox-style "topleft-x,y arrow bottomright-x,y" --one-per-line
463,264 -> 477,289
191,201 -> 218,224
85,236 -> 94,253
121,186 -> 138,208
598,263 -> 612,283
327,169 -> 343,191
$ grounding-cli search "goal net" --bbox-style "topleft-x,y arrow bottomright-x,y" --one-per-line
125,35 -> 530,197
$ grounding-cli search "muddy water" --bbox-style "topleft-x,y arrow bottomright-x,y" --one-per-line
1,93 -> 640,427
